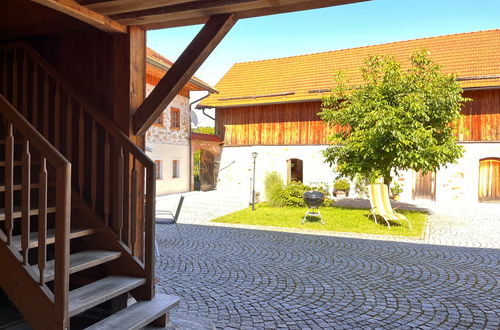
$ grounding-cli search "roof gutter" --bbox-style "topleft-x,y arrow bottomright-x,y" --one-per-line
190,92 -> 215,121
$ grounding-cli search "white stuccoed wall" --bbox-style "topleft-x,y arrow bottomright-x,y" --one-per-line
218,143 -> 499,205
396,142 -> 500,203
145,83 -> 192,195
216,145 -> 337,203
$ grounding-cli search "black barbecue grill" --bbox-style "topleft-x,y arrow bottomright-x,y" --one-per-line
302,191 -> 325,224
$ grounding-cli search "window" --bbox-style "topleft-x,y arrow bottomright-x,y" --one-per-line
172,160 -> 180,178
153,112 -> 164,126
170,108 -> 180,130
155,160 -> 163,180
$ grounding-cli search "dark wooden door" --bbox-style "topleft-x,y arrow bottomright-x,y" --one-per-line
479,158 -> 500,202
200,150 -> 215,191
413,170 -> 436,201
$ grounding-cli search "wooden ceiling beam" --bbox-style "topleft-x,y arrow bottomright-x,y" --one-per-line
30,0 -> 127,33
81,0 -> 192,16
134,13 -> 237,135
111,0 -> 256,21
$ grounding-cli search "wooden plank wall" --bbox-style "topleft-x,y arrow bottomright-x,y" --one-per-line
460,89 -> 500,141
215,101 -> 334,145
216,89 -> 500,146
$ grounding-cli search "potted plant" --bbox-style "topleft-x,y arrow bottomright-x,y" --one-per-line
333,178 -> 350,198
390,182 -> 403,200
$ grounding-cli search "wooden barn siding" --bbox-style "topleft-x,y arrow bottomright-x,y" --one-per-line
216,90 -> 500,146
460,89 -> 500,141
215,101 -> 334,145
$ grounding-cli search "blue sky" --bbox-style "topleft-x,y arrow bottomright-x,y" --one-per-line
148,0 -> 500,87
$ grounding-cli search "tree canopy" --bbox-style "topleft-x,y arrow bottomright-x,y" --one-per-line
319,49 -> 469,184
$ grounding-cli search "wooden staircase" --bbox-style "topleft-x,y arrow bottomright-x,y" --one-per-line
0,43 -> 179,329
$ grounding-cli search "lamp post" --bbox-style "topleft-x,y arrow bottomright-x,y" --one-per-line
252,152 -> 258,211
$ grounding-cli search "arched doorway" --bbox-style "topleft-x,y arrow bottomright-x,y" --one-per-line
287,158 -> 303,183
479,158 -> 500,202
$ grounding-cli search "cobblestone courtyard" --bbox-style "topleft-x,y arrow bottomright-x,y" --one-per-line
155,192 -> 500,329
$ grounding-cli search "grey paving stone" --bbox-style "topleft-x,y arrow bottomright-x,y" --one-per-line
155,191 -> 500,329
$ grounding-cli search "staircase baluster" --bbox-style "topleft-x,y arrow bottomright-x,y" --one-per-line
12,50 -> 18,108
78,105 -> 84,197
22,50 -> 28,117
1,50 -> 7,96
131,158 -> 138,255
38,157 -> 47,286
21,140 -> 31,265
117,147 -> 124,241
65,96 -> 72,161
54,85 -> 61,148
91,119 -> 97,211
10,49 -> 19,109
145,162 -> 156,297
104,132 -> 110,225
32,64 -> 38,128
43,72 -> 49,138
5,123 -> 14,245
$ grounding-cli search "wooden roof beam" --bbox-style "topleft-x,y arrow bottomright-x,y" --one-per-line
30,0 -> 127,34
134,13 -> 237,135
111,0 -> 257,21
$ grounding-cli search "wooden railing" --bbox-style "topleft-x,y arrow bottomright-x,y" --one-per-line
0,43 -> 156,297
0,94 -> 71,327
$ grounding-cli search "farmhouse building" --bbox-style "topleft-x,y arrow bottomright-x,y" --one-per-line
145,48 -> 216,195
0,0 -> 367,328
199,29 -> 500,203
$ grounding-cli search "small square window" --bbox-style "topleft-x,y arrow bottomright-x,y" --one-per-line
170,108 -> 180,130
155,160 -> 163,180
172,160 -> 180,178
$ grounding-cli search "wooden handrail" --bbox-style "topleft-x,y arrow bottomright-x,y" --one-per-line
0,95 -> 68,167
0,94 -> 71,329
1,42 -> 156,302
0,42 -> 154,168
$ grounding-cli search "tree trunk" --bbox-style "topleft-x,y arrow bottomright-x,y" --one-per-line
383,175 -> 392,186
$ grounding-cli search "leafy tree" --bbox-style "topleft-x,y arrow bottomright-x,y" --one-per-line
319,49 -> 469,185
192,126 -> 215,134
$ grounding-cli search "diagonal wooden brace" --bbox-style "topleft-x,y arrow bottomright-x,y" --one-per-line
134,13 -> 237,135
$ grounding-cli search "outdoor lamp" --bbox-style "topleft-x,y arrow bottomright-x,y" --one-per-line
252,152 -> 258,210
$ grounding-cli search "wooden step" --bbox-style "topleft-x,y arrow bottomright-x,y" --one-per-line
85,294 -> 180,330
34,250 -> 122,282
11,226 -> 98,250
0,205 -> 56,221
69,276 -> 146,317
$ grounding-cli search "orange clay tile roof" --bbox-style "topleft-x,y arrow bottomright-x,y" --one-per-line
146,48 -> 217,93
199,29 -> 500,108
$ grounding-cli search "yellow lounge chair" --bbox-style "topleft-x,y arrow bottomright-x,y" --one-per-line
368,184 -> 412,229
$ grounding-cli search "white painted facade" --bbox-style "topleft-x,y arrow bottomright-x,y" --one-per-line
397,142 -> 500,203
216,145 -> 337,203
217,143 -> 500,204
146,83 -> 191,196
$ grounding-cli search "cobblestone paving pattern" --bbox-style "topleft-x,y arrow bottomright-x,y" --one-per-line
156,224 -> 500,329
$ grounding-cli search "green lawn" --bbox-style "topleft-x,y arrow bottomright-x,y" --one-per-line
213,204 -> 427,238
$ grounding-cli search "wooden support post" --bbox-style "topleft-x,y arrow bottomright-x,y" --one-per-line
133,13 -> 237,135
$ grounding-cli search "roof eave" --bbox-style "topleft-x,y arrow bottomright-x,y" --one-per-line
146,56 -> 218,93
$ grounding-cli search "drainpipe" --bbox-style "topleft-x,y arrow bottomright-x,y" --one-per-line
189,92 -> 212,190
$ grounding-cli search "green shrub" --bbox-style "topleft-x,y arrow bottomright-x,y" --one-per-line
323,197 -> 335,207
390,181 -> 403,196
279,181 -> 328,207
264,172 -> 285,207
333,178 -> 350,191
